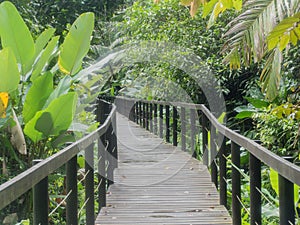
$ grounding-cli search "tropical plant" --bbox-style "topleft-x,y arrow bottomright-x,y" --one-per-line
154,0 -> 300,100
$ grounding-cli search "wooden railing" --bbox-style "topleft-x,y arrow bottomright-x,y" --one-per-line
0,99 -> 117,225
115,96 -> 300,225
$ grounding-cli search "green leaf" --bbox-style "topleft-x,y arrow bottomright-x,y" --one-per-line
270,168 -> 279,195
245,97 -> 269,108
0,48 -> 20,93
203,0 -> 218,18
235,111 -> 254,119
58,12 -> 94,75
24,92 -> 78,142
31,36 -> 59,81
34,28 -> 56,60
217,112 -> 226,124
0,1 -> 35,75
279,33 -> 290,51
270,168 -> 299,204
44,75 -> 72,108
23,72 -> 53,123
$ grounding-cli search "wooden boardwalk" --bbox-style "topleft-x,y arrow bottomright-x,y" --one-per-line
96,114 -> 232,225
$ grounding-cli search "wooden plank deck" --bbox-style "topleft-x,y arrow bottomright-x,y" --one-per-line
96,113 -> 232,225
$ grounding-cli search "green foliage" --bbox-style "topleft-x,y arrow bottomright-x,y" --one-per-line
58,12 -> 95,75
0,48 -> 20,93
253,103 -> 300,157
0,1 -> 35,74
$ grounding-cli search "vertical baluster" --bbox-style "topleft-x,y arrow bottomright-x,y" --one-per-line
279,157 -> 295,225
146,102 -> 149,130
231,141 -> 241,225
154,103 -> 158,135
190,108 -> 196,158
85,143 -> 94,225
33,160 -> 48,225
219,138 -> 227,208
150,103 -> 153,133
166,105 -> 170,143
139,101 -> 142,125
211,125 -> 218,188
66,155 -> 78,225
159,104 -> 163,139
107,121 -> 115,186
249,142 -> 261,225
173,106 -> 178,146
202,112 -> 208,166
143,102 -> 146,129
181,107 -> 186,151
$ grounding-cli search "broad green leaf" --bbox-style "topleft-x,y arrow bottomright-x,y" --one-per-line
270,168 -> 299,204
23,72 -> 53,123
31,36 -> 59,81
235,111 -> 254,119
270,168 -> 279,195
267,13 -> 300,51
232,0 -> 242,10
24,92 -> 78,142
279,33 -> 290,51
34,28 -> 56,60
203,0 -> 218,18
245,97 -> 269,108
217,112 -> 226,124
44,76 -> 72,108
0,1 -> 35,75
58,12 -> 94,75
0,48 -> 20,93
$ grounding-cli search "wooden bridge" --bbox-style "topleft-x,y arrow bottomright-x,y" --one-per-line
1,96 -> 300,225
96,113 -> 231,224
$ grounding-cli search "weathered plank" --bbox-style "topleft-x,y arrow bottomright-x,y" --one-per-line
96,114 -> 232,225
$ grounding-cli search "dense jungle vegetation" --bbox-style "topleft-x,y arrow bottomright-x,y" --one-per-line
0,0 -> 299,224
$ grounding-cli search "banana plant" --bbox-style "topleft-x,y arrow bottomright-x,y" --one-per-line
0,1 -> 95,158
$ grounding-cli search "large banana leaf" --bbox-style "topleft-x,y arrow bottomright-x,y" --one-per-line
0,1 -> 35,75
24,92 -> 78,143
23,72 -> 53,123
0,48 -> 20,93
58,12 -> 94,75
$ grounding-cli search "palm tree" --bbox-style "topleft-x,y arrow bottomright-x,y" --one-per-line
222,0 -> 300,100
156,0 -> 300,100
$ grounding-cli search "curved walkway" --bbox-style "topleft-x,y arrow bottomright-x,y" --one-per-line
96,113 -> 232,225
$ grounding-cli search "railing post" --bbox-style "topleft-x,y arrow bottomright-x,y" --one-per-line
210,125 -> 218,188
139,101 -> 142,125
219,138 -> 227,208
33,160 -> 48,225
107,121 -> 115,186
150,103 -> 153,133
231,141 -> 241,225
85,143 -> 95,225
180,107 -> 186,151
154,103 -> 158,135
249,142 -> 261,225
146,102 -> 149,130
166,105 -> 170,143
190,108 -> 196,158
66,155 -> 78,225
159,104 -> 163,139
202,112 -> 208,166
279,157 -> 295,225
97,100 -> 107,210
142,102 -> 147,128
135,101 -> 139,124
172,106 -> 178,146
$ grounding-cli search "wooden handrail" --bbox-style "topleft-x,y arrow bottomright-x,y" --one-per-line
0,100 -> 117,225
115,96 -> 299,225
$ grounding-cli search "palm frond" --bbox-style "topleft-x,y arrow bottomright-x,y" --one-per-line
223,0 -> 299,100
